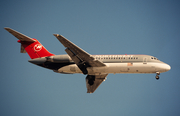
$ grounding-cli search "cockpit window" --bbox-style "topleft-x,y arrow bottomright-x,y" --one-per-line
151,57 -> 159,60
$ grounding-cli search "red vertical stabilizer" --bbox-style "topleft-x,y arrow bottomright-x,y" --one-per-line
18,39 -> 54,59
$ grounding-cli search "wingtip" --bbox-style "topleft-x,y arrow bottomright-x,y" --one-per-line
53,34 -> 60,37
4,27 -> 14,32
4,27 -> 10,30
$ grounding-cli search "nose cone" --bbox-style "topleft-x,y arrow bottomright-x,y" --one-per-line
164,64 -> 171,71
155,63 -> 171,73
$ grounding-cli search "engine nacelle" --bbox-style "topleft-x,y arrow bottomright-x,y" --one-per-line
49,54 -> 71,63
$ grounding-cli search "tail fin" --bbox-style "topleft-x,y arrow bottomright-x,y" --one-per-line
5,27 -> 54,59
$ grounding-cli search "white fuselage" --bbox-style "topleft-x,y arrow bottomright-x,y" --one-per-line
57,55 -> 171,75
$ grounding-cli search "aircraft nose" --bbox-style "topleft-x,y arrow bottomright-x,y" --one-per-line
164,64 -> 171,71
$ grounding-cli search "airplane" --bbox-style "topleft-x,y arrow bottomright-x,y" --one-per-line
4,27 -> 171,93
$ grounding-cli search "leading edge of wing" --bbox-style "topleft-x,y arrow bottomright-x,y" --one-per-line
53,34 -> 106,67
53,34 -> 90,55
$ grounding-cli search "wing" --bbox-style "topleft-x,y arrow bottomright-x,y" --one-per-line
54,34 -> 108,93
86,74 -> 108,93
54,34 -> 106,74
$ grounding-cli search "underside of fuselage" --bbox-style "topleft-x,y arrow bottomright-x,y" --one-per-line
56,62 -> 169,75
33,61 -> 74,71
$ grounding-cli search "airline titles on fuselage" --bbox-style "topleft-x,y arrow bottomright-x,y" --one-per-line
93,55 -> 138,60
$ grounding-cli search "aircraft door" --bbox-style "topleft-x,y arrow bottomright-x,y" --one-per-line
143,57 -> 147,64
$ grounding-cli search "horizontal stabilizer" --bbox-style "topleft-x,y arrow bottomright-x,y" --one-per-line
4,27 -> 36,42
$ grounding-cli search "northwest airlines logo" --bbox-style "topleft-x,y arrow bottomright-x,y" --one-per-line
34,44 -> 42,52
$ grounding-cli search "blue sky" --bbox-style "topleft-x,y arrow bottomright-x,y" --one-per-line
0,0 -> 180,116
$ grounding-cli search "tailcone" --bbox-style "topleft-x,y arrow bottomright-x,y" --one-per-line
28,57 -> 46,65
